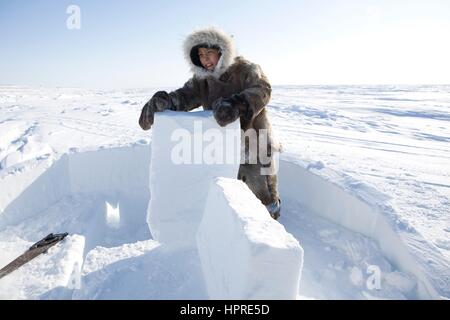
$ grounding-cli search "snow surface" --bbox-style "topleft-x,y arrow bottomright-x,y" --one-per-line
0,85 -> 449,299
197,177 -> 303,299
147,111 -> 240,248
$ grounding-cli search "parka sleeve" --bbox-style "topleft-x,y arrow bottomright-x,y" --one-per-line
168,77 -> 202,111
238,63 -> 272,119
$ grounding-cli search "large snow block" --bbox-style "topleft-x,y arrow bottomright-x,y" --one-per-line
197,177 -> 304,299
147,111 -> 241,248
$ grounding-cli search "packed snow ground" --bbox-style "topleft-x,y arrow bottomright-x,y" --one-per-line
0,85 -> 449,299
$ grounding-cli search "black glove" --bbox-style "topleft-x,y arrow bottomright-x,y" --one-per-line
139,91 -> 172,130
212,94 -> 252,127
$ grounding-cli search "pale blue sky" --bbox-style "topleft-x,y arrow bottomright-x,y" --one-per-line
1,0 -> 450,88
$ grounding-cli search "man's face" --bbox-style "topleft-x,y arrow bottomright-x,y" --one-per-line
198,47 -> 220,71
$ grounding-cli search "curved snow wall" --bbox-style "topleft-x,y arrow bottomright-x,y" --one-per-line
0,146 -> 151,237
0,146 -> 442,298
279,161 -> 440,299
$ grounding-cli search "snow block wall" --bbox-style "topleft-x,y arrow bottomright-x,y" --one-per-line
278,160 -> 443,299
0,156 -> 70,226
147,111 -> 241,248
197,178 -> 304,299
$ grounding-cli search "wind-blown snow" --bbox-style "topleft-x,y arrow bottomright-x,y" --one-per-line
0,85 -> 449,299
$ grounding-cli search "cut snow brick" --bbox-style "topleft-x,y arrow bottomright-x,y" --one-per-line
147,111 -> 241,248
197,177 -> 304,299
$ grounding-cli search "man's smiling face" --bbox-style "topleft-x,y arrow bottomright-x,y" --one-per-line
198,47 -> 221,71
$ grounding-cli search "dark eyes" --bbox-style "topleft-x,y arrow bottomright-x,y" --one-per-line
199,51 -> 215,58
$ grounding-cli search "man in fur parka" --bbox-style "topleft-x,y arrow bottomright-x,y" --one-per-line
139,26 -> 282,219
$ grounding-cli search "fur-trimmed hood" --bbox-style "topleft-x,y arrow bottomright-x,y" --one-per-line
183,27 -> 236,79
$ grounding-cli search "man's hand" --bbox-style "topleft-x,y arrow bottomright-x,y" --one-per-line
139,91 -> 172,130
212,94 -> 251,127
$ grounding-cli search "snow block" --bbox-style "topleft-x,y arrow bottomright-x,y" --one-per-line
197,177 -> 304,299
147,111 -> 241,248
